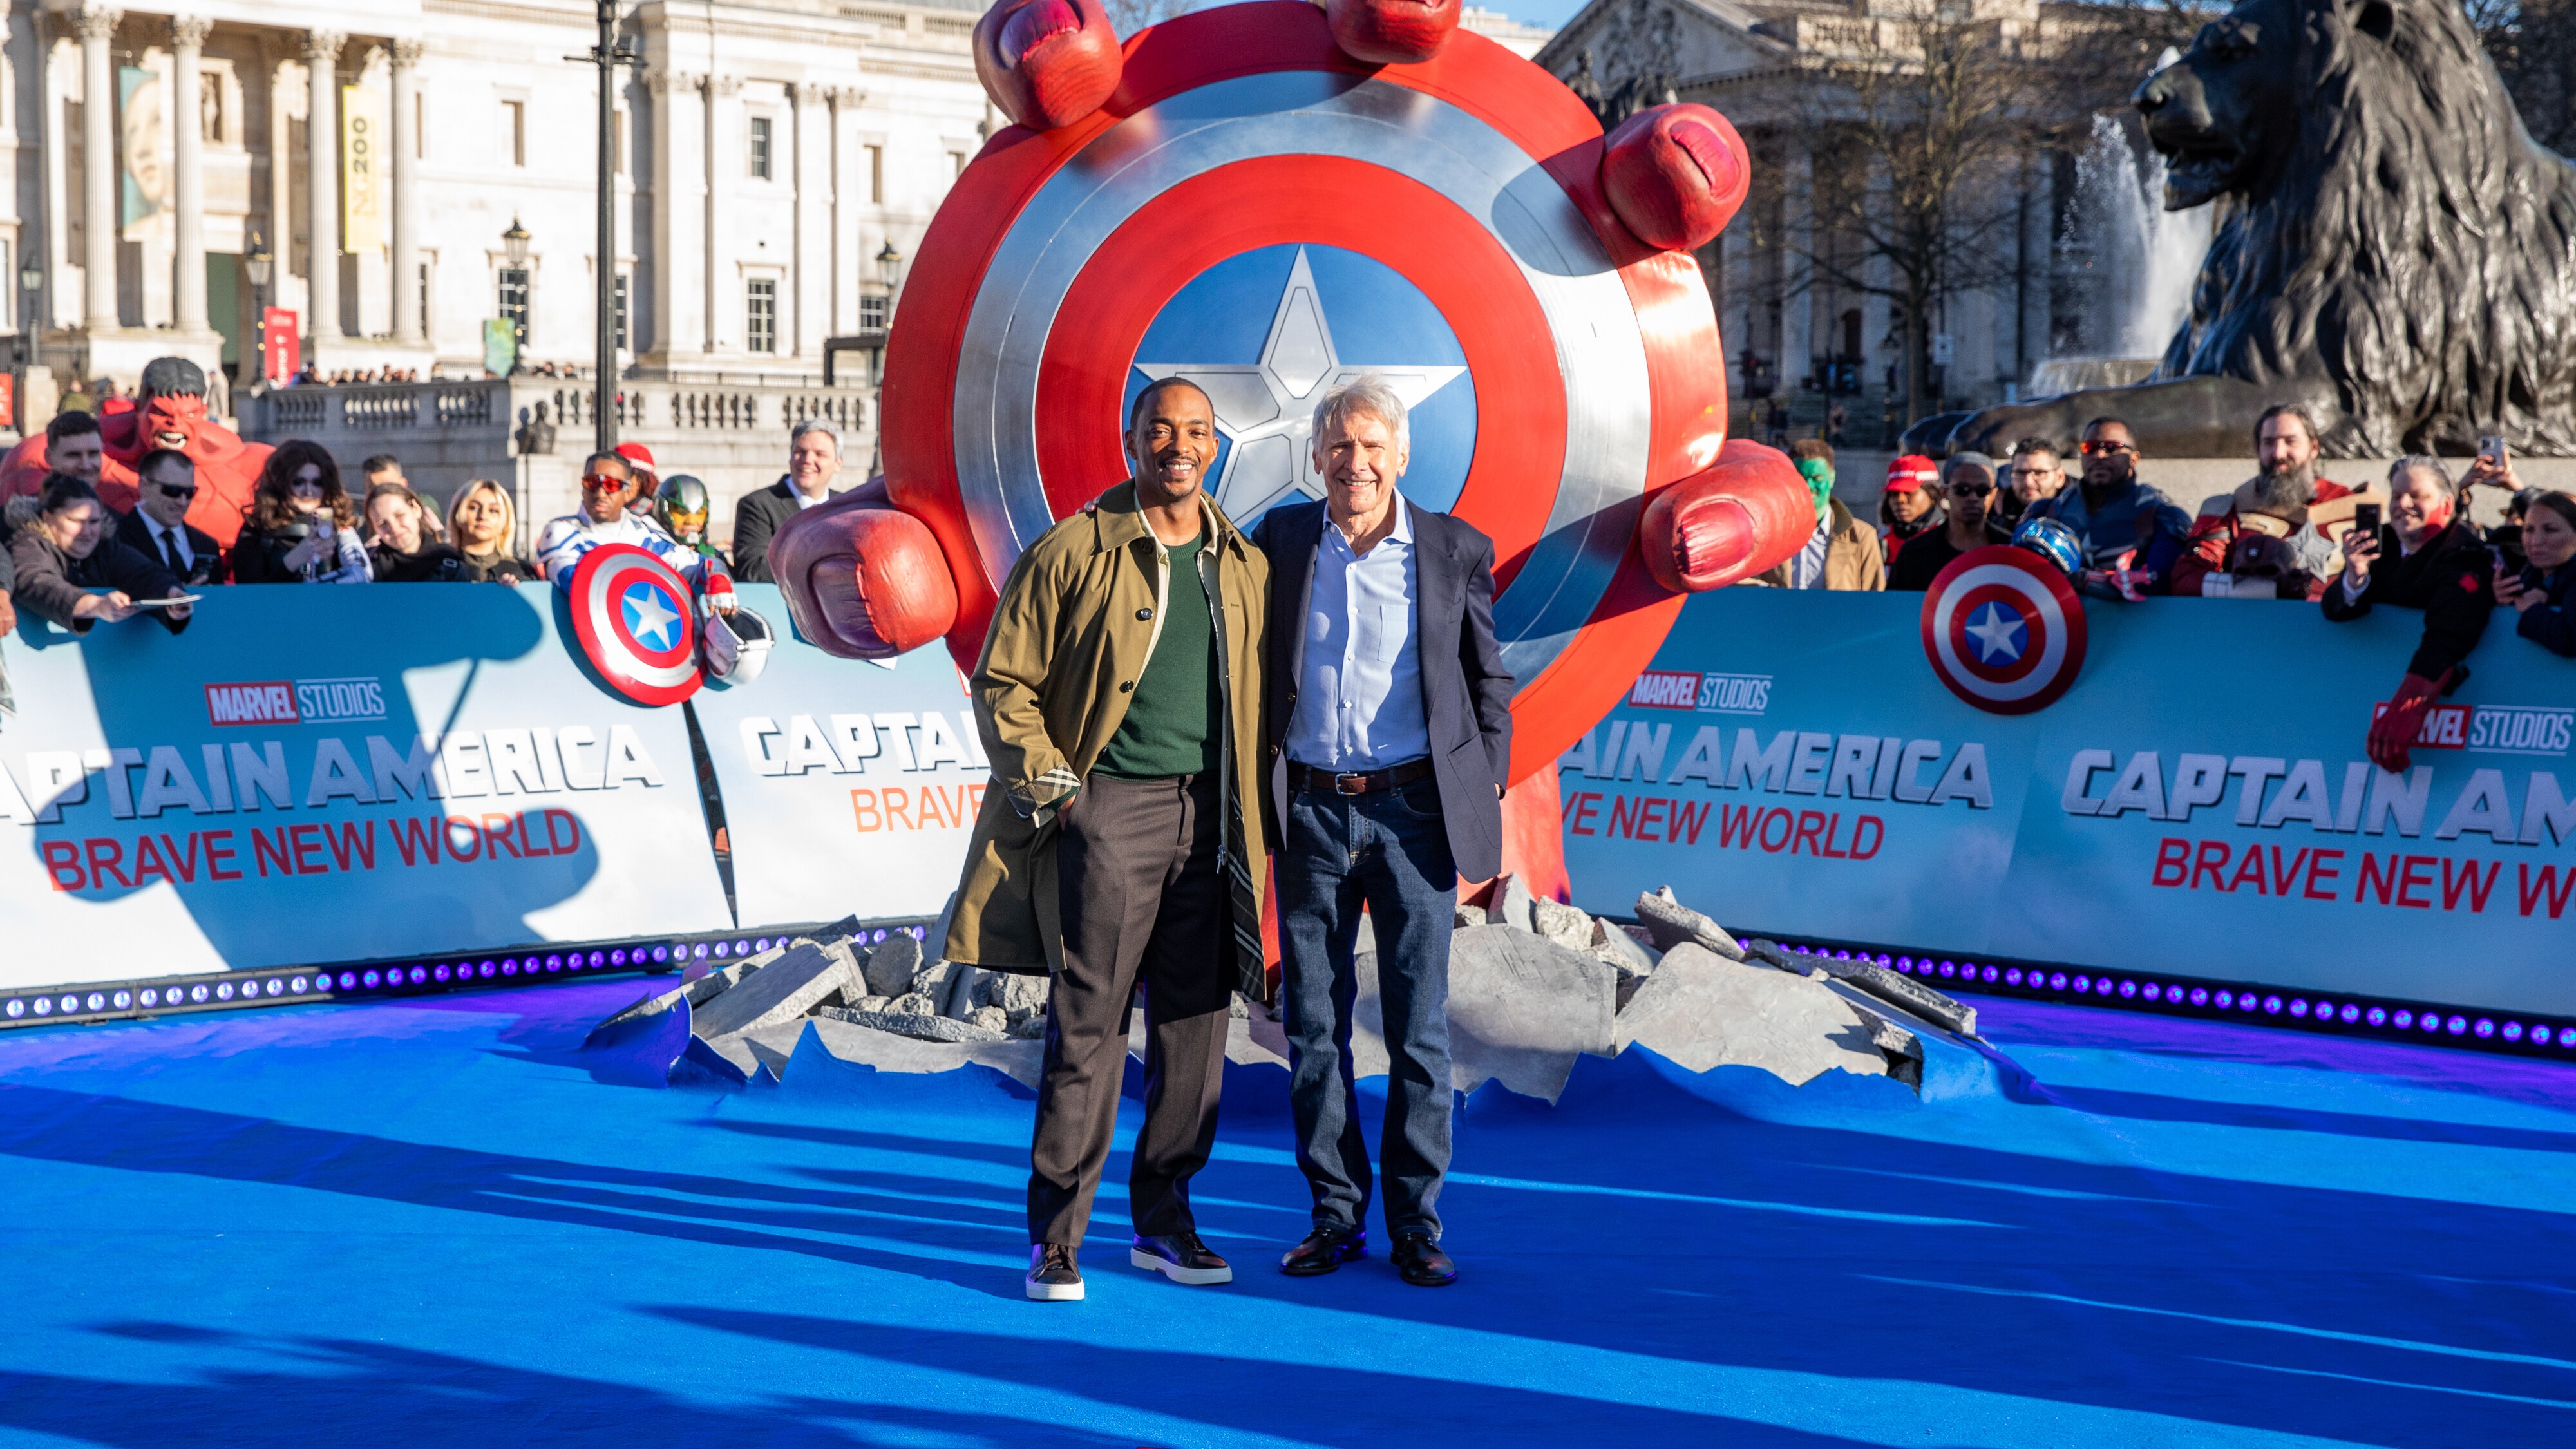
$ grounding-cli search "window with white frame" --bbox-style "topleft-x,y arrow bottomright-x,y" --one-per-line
749,116 -> 773,180
746,278 -> 776,353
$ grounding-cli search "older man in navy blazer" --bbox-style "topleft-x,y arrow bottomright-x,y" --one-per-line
1247,374 -> 1513,1288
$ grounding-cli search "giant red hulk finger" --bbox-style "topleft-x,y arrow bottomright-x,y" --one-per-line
769,486 -> 961,660
1638,439 -> 1814,593
1325,0 -> 1462,64
974,0 -> 1123,132
1601,104 -> 1750,253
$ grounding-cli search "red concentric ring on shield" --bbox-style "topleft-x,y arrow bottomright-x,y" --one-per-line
1945,582 -> 2047,687
1032,155 -> 1566,576
567,544 -> 701,707
1920,545 -> 2088,715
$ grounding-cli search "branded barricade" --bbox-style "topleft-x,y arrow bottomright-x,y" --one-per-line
1560,589 -> 2576,1019
685,584 -> 985,928
0,584 -> 733,989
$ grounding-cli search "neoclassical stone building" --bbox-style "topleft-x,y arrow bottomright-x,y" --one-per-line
1537,0 -> 2129,444
0,0 -> 991,401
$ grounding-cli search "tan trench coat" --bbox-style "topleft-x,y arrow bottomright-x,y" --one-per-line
942,482 -> 1271,994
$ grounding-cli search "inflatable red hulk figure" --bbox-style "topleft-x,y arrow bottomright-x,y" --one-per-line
770,0 -> 1810,878
1,358 -> 270,547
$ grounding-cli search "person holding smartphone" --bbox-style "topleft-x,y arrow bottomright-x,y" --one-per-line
232,442 -> 373,585
2492,491 -> 2576,656
2324,456 -> 2494,771
5,474 -> 193,634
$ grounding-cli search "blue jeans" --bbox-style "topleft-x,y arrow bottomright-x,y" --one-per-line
1278,777 -> 1457,1240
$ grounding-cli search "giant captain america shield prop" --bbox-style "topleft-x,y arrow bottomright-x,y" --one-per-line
880,1 -> 1732,781
1920,545 -> 2088,715
567,544 -> 701,706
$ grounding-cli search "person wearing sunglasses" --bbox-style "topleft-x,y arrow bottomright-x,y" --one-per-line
232,441 -> 373,585
2025,417 -> 2193,594
534,451 -> 734,609
1889,453 -> 2013,591
113,448 -> 229,587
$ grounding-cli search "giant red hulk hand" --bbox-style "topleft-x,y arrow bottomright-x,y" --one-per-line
1325,0 -> 1462,64
1638,439 -> 1815,593
1601,104 -> 1750,253
974,0 -> 1123,131
768,482 -> 961,661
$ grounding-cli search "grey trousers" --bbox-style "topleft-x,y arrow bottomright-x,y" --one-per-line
1027,771 -> 1233,1246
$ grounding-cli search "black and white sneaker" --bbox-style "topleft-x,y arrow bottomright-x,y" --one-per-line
1130,1230 -> 1234,1285
1026,1243 -> 1084,1301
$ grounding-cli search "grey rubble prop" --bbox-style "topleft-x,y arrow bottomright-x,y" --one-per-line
1745,939 -> 1978,1038
1636,886 -> 1745,960
819,1006 -> 1008,1043
692,943 -> 854,1039
860,935 -> 924,998
1615,943 -> 1892,1085
1444,924 -> 1617,1102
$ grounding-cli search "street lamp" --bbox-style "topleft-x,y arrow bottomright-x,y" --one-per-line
503,217 -> 532,269
15,250 -> 41,367
243,233 -> 273,388
876,240 -> 904,289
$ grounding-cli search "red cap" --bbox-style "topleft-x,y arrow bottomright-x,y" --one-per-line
101,396 -> 136,416
614,442 -> 656,471
1885,454 -> 1939,493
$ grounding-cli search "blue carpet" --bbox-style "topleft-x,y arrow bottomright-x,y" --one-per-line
0,980 -> 2570,1447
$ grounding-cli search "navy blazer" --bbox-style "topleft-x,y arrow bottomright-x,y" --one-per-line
1249,499 -> 1515,882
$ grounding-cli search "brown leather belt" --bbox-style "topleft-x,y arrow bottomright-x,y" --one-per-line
1289,759 -> 1435,796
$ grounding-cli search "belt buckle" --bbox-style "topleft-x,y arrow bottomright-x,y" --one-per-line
1334,772 -> 1367,796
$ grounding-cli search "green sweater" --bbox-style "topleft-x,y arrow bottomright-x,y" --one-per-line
1094,535 -> 1223,779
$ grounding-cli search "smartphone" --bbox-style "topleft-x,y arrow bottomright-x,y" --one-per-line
126,594 -> 201,609
2353,502 -> 2382,536
2481,435 -> 2508,470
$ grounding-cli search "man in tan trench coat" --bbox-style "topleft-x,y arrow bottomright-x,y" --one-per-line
944,377 -> 1269,1302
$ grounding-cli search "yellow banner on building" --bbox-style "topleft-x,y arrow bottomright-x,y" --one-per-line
342,84 -> 388,252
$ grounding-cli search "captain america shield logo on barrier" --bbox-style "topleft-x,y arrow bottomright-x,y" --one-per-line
877,3 -> 1739,779
1920,545 -> 2088,715
567,544 -> 701,706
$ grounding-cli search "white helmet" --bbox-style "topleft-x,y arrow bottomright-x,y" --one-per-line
701,604 -> 776,684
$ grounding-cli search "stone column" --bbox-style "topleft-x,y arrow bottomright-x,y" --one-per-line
390,37 -> 424,345
785,80 -> 804,360
171,15 -> 213,332
644,67 -> 701,359
826,88 -> 849,336
39,9 -> 71,330
303,30 -> 344,345
1779,135 -> 1812,393
75,4 -> 118,331
703,74 -> 738,354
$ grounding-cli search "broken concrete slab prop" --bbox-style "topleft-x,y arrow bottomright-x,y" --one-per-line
943,965 -> 1005,1020
1586,918 -> 1660,980
1454,902 -> 1488,929
862,934 -> 924,998
1846,1000 -> 1925,1091
806,1013 -> 1045,1086
683,1030 -> 760,1083
1493,874 -> 1539,934
587,983 -> 690,1046
1768,945 -> 1980,1037
982,971 -> 1048,1021
886,991 -> 938,1018
1614,942 -> 1889,1086
819,1006 -> 1009,1043
1009,1014 -> 1048,1039
1635,886 -> 1745,960
1444,923 -> 1618,1102
909,959 -> 967,1014
691,943 -> 855,1039
1530,896 -> 1595,953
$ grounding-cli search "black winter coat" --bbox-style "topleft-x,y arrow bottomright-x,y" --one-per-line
6,529 -> 188,634
2322,518 -> 2495,679
2510,563 -> 2576,658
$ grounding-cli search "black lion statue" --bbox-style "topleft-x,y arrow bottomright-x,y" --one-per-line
1918,0 -> 2576,458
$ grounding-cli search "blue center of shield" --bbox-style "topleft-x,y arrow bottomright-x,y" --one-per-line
1126,243 -> 1475,525
1964,601 -> 2027,665
623,580 -> 681,651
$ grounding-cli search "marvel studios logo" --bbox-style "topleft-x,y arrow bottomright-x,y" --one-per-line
2367,701 -> 2575,755
1627,670 -> 1772,715
205,677 -> 390,727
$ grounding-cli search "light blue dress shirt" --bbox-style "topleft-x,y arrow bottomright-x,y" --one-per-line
1287,504 -> 1430,771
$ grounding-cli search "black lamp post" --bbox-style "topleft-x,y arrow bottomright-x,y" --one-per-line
576,3 -> 642,452
502,217 -> 531,375
243,234 -> 271,384
15,249 -> 41,368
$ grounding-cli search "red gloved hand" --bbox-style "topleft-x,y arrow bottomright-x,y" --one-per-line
2367,668 -> 2461,774
973,0 -> 1122,132
1326,0 -> 1463,64
769,488 -> 961,660
697,565 -> 737,617
1601,104 -> 1750,253
1638,439 -> 1814,593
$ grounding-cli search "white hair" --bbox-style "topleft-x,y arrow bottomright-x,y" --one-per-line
2389,454 -> 2455,497
1311,374 -> 1410,455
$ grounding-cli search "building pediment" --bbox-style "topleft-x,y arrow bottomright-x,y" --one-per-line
1535,0 -> 1792,92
